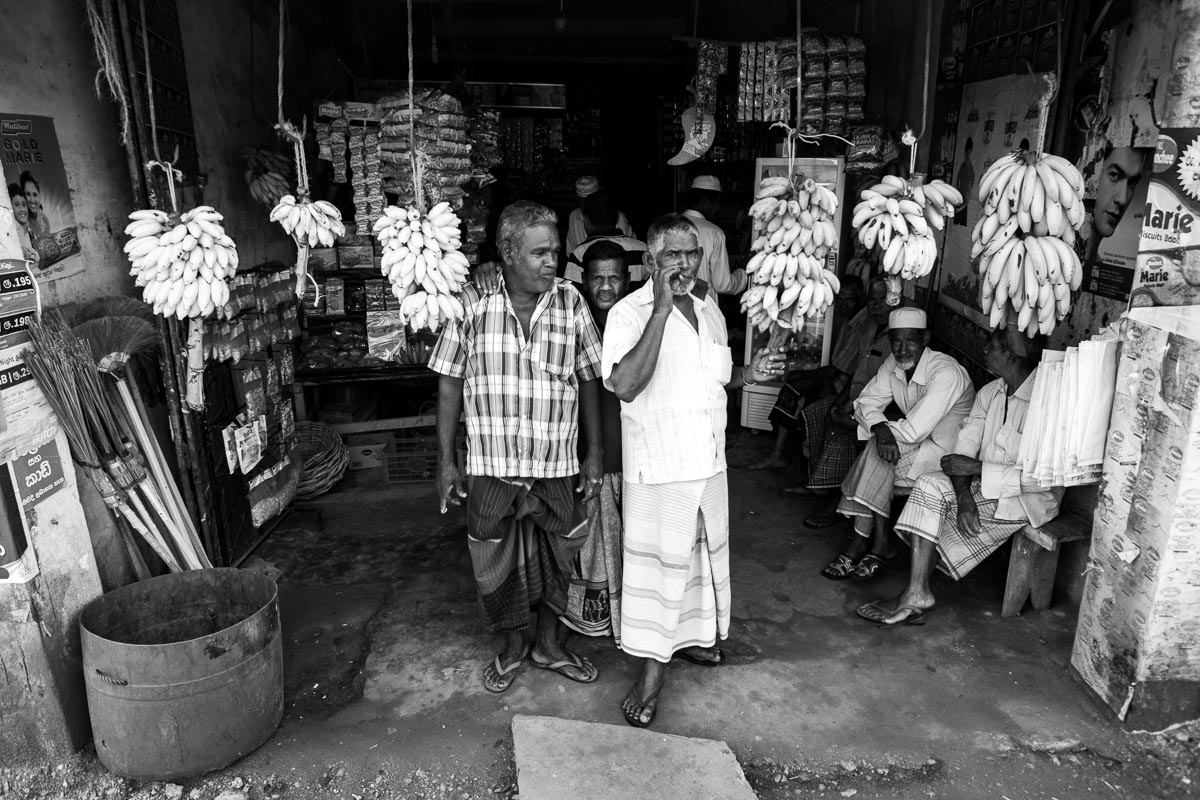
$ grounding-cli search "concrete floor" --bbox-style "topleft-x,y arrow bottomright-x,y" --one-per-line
202,430 -> 1197,800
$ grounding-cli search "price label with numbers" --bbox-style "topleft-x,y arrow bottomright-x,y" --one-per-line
0,259 -> 55,462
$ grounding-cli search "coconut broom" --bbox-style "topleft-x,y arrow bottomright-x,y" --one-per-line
73,315 -> 209,569
24,321 -> 182,573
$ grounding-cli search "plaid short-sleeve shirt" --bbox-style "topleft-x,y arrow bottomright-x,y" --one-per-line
428,279 -> 603,478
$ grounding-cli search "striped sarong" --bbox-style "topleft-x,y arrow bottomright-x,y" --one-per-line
895,472 -> 1027,579
620,472 -> 730,663
801,396 -> 860,490
466,475 -> 589,632
837,438 -> 920,536
562,473 -> 624,644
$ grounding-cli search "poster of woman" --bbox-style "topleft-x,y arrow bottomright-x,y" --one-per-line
0,114 -> 83,282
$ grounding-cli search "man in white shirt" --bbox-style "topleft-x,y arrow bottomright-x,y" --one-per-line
603,213 -> 784,728
681,175 -> 748,295
566,176 -> 633,252
825,308 -> 975,581
857,325 -> 1062,625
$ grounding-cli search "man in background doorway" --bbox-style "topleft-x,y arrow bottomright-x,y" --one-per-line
682,175 -> 748,295
953,137 -> 975,226
567,176 -> 634,252
564,190 -> 649,285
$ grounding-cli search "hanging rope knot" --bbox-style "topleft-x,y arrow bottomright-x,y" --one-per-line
901,127 -> 917,148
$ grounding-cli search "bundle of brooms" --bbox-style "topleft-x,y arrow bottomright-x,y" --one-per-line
25,306 -> 209,576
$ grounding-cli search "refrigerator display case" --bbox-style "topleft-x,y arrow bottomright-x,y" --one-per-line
741,156 -> 846,430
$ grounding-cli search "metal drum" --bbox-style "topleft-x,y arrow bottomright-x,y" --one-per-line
79,568 -> 283,780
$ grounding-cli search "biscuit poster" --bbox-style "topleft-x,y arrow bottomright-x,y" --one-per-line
1129,129 -> 1200,307
0,114 -> 84,283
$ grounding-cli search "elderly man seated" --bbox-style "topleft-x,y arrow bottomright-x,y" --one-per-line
856,324 -> 1062,625
825,307 -> 975,581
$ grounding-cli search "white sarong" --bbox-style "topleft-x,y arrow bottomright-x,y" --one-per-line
619,472 -> 730,663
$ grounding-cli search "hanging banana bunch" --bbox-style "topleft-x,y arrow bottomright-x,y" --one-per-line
372,201 -> 468,333
270,195 -> 346,248
740,175 -> 842,333
125,206 -> 237,320
851,175 -> 963,281
971,150 -> 1085,335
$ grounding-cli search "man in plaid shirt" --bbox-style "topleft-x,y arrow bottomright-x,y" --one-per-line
430,201 -> 605,694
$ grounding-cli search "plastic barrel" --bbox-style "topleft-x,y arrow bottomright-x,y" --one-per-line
79,568 -> 283,780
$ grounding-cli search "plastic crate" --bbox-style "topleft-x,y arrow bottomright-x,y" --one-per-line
383,435 -> 466,483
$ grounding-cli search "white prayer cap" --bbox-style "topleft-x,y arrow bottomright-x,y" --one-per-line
690,175 -> 722,192
575,176 -> 600,198
889,308 -> 927,330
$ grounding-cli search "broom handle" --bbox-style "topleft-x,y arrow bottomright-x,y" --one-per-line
117,497 -> 182,572
117,377 -> 211,568
115,515 -> 152,581
136,477 -> 204,570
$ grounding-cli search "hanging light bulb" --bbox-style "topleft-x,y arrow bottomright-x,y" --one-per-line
555,0 -> 566,33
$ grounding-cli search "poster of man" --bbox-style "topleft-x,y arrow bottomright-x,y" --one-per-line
0,114 -> 83,283
1081,146 -> 1152,300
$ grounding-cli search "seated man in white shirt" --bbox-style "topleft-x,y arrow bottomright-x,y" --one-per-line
856,324 -> 1062,625
681,175 -> 747,295
826,308 -> 975,581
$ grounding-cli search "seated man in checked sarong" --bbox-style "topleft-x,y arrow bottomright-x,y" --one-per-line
827,307 -> 975,581
431,201 -> 605,694
856,323 -> 1062,625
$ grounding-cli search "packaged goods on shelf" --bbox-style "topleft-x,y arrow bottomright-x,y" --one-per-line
377,89 -> 472,209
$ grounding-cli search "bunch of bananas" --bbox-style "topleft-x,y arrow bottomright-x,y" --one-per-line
740,176 -> 841,332
242,147 -> 293,206
372,201 -> 469,333
851,176 -> 962,280
124,207 -> 237,319
971,150 -> 1085,334
269,195 -> 346,248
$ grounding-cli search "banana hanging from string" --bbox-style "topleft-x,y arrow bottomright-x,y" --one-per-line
971,149 -> 1085,336
740,175 -> 842,334
372,201 -> 468,333
270,195 -> 346,248
124,206 -> 239,320
851,175 -> 963,281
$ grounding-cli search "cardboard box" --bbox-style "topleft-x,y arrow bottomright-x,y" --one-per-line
337,244 -> 374,270
345,433 -> 392,470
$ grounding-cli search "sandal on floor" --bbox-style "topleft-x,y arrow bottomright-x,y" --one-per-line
482,646 -> 529,694
804,511 -> 841,529
880,605 -> 930,626
821,554 -> 859,581
674,646 -> 723,667
622,684 -> 662,728
851,553 -> 895,581
855,601 -> 893,623
531,649 -> 599,684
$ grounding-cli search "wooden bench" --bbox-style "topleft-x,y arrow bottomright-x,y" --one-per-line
1002,512 -> 1092,617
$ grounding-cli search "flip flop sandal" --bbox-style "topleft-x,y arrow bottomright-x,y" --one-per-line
804,511 -> 842,529
880,605 -> 930,627
851,553 -> 894,581
622,685 -> 662,729
855,601 -> 893,623
531,650 -> 599,684
821,554 -> 859,581
482,648 -> 528,694
782,486 -> 830,497
674,646 -> 724,667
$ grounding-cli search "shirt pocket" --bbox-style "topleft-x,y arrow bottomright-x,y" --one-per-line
703,340 -> 733,385
536,330 -> 576,384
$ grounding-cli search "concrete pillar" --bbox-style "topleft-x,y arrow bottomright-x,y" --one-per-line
0,430 -> 105,761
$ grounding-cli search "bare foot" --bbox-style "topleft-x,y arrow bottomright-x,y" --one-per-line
747,455 -> 787,470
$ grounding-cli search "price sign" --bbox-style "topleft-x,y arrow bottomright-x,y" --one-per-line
0,271 -> 33,295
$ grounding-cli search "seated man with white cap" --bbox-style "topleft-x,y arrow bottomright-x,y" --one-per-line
682,175 -> 748,295
567,176 -> 634,252
857,322 -> 1062,625
824,307 -> 975,581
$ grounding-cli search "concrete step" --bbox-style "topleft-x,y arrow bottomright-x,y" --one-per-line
512,714 -> 756,800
